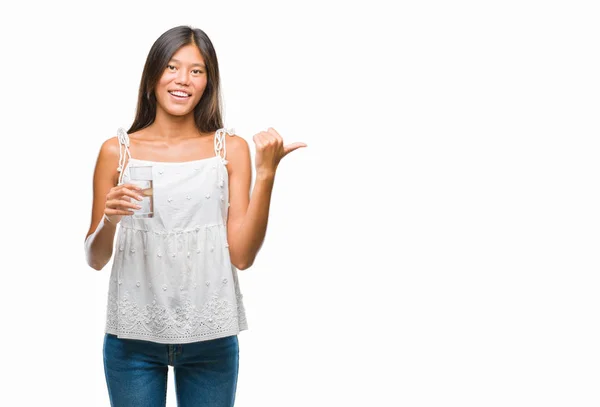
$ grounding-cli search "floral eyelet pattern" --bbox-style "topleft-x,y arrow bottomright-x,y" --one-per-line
105,127 -> 247,344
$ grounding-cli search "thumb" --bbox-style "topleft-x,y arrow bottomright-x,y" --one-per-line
282,142 -> 307,157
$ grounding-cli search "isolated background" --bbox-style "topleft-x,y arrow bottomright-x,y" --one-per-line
1,0 -> 599,406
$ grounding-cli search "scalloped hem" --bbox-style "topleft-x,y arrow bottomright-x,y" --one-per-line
105,325 -> 247,345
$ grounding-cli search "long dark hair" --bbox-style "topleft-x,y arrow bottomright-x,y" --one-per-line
128,26 -> 223,134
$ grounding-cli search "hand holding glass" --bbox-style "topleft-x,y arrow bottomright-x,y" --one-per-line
128,166 -> 154,218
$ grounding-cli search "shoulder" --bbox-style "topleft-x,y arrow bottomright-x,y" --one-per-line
97,136 -> 121,167
225,133 -> 250,163
224,133 -> 251,173
95,136 -> 122,183
99,136 -> 121,156
225,133 -> 250,154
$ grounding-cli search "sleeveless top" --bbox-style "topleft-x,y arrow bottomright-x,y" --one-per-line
104,127 -> 248,344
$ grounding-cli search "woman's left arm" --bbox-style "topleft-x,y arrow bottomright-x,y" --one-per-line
226,128 -> 306,270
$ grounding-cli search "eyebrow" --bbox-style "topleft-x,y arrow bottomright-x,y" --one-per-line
170,58 -> 205,69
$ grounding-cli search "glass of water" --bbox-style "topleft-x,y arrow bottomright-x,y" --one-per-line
129,165 -> 154,219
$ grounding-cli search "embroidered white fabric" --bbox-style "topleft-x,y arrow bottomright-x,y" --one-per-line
104,127 -> 248,344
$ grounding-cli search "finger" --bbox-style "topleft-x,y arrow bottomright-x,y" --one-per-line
107,186 -> 139,201
117,199 -> 142,210
264,127 -> 283,142
105,209 -> 135,216
283,142 -> 308,157
119,187 -> 144,201
107,199 -> 142,210
266,127 -> 283,140
256,132 -> 282,150
121,183 -> 142,191
106,194 -> 132,204
253,133 -> 266,148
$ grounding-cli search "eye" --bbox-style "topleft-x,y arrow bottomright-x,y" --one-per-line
192,69 -> 204,75
166,64 -> 176,71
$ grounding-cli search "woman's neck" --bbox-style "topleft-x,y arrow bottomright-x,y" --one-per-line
149,111 -> 202,140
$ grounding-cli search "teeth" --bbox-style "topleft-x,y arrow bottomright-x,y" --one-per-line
170,91 -> 189,97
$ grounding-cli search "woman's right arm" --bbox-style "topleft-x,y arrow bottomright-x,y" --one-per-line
84,138 -> 142,270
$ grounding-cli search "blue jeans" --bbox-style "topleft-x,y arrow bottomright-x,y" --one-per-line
103,333 -> 239,407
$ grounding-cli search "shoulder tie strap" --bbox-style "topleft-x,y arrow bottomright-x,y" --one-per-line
116,128 -> 131,185
214,127 -> 235,165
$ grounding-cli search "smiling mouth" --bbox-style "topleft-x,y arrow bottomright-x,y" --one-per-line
168,90 -> 191,98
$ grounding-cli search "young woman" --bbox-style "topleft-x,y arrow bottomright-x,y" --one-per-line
84,25 -> 306,407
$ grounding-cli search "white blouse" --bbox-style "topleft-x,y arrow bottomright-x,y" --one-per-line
104,127 -> 248,344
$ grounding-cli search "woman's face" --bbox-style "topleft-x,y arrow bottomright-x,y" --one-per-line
154,44 -> 208,117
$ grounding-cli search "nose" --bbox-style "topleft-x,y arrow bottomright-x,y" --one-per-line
175,69 -> 189,85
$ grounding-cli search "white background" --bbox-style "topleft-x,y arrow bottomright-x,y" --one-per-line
0,0 -> 599,406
